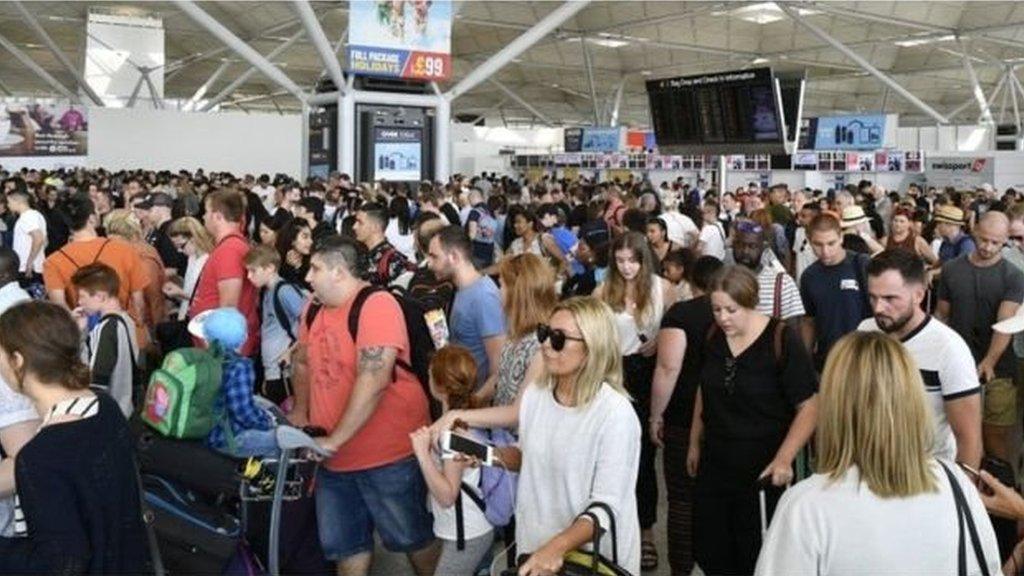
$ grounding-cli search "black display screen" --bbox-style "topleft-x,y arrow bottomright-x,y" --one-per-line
646,67 -> 784,153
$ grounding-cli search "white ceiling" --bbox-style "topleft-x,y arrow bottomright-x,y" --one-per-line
1,1 -> 1024,127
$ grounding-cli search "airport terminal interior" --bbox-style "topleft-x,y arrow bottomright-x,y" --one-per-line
6,1 -> 1024,575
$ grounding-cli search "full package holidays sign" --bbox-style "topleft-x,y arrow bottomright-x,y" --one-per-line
348,46 -> 450,81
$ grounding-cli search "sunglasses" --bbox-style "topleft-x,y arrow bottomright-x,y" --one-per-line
537,324 -> 585,352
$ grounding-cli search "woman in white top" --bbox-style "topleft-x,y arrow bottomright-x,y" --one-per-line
164,217 -> 213,320
594,230 -> 676,572
432,297 -> 641,576
386,196 -> 417,262
508,206 -> 545,257
410,346 -> 494,576
756,331 -> 1001,576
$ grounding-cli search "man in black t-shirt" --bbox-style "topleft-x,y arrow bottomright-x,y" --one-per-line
800,214 -> 871,369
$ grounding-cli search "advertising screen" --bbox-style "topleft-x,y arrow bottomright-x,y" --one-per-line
813,115 -> 887,150
374,127 -> 422,181
0,102 -> 88,157
348,0 -> 452,81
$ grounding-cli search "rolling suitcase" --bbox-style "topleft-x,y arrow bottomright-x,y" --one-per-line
143,474 -> 243,575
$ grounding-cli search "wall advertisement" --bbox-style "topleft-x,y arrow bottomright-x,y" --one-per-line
0,101 -> 88,158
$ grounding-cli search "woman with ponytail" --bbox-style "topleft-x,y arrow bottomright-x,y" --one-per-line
0,301 -> 148,574
410,346 -> 494,575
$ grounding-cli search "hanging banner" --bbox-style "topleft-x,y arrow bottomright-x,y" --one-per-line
581,127 -> 624,152
0,102 -> 88,157
348,0 -> 452,82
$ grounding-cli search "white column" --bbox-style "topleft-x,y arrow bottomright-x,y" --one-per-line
301,100 -> 310,179
339,91 -> 356,177
434,96 -> 451,182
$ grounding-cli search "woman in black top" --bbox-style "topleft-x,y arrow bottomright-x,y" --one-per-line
649,256 -> 723,576
687,265 -> 818,575
0,301 -> 148,574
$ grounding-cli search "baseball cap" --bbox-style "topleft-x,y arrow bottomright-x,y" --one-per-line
136,192 -> 174,209
188,308 -> 248,350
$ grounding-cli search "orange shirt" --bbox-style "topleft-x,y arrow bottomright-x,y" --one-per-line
300,289 -> 429,472
43,237 -> 150,310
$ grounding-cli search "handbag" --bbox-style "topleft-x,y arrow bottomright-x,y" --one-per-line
511,502 -> 632,576
938,461 -> 991,576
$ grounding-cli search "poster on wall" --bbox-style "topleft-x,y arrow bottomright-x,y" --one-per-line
793,152 -> 817,171
374,127 -> 422,181
348,0 -> 452,82
581,127 -> 623,152
0,102 -> 88,157
905,151 -> 923,172
924,156 -> 995,189
564,127 -> 583,153
813,114 -> 887,150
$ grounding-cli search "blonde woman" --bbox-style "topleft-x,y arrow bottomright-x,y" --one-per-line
432,297 -> 641,576
104,209 -> 164,330
488,253 -> 557,407
164,217 -> 213,320
756,331 -> 1000,575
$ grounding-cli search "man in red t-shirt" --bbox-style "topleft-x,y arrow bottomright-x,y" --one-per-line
189,189 -> 259,356
293,235 -> 436,576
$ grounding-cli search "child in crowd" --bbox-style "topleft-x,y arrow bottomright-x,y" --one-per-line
189,307 -> 276,457
71,263 -> 139,417
410,346 -> 494,575
661,248 -> 697,302
244,244 -> 307,405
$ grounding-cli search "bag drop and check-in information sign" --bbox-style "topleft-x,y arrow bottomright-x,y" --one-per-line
348,0 -> 452,82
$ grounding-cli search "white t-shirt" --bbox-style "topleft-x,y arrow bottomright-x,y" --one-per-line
756,462 -> 1001,576
429,456 -> 492,541
0,282 -> 35,536
385,219 -> 417,262
660,212 -> 699,248
12,209 -> 46,273
793,227 -> 818,285
253,184 -> 276,212
699,221 -> 727,260
858,316 -> 980,460
517,382 -> 641,576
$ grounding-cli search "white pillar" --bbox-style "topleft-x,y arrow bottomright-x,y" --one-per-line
339,91 -> 356,178
301,101 -> 310,179
435,96 -> 451,182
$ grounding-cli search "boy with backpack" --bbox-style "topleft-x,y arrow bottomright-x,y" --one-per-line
244,245 -> 307,405
188,307 -> 276,457
72,263 -> 140,417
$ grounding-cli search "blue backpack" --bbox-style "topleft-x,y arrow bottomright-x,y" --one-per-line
454,428 -> 517,550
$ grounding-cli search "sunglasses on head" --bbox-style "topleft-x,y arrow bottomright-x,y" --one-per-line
536,323 -> 585,352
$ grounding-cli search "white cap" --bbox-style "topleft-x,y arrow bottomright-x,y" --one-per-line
993,306 -> 1024,334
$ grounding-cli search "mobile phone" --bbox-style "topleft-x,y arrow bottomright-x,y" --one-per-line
958,462 -> 981,486
440,431 -> 494,466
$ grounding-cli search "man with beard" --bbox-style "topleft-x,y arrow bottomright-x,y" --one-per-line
936,211 -> 1024,464
730,220 -> 805,323
858,249 -> 982,468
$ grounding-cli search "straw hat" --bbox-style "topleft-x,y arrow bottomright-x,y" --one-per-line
840,205 -> 870,229
933,205 -> 965,225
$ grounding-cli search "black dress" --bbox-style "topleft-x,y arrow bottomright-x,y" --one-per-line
694,318 -> 817,575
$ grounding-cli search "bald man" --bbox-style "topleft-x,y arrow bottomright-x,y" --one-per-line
937,211 -> 1024,462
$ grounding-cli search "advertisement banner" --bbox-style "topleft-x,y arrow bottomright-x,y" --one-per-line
924,156 -> 995,190
564,127 -> 583,153
374,127 -> 422,181
0,102 -> 88,157
348,0 -> 452,82
813,114 -> 887,150
581,127 -> 623,152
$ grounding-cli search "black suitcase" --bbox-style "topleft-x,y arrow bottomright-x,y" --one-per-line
144,474 -> 242,575
132,416 -> 242,501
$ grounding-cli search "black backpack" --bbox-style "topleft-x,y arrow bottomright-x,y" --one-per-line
305,285 -> 440,419
401,267 -> 455,318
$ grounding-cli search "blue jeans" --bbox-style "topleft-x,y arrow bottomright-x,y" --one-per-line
315,456 -> 435,560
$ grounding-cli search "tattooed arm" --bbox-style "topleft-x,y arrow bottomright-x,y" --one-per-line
316,345 -> 398,454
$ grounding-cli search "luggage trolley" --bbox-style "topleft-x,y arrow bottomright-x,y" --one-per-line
238,426 -> 329,576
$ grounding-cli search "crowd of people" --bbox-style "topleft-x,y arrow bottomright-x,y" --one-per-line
0,163 -> 1023,575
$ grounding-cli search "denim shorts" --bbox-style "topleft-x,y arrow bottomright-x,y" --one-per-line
315,456 -> 435,560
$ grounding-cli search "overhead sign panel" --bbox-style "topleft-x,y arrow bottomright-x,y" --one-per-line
348,0 -> 452,82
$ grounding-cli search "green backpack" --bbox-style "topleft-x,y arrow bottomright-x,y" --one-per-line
141,347 -> 224,439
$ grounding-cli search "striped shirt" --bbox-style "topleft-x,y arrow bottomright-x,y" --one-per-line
13,395 -> 99,537
755,252 -> 805,320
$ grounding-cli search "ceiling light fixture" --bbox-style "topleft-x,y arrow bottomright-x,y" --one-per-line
712,2 -> 820,25
894,34 -> 957,47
